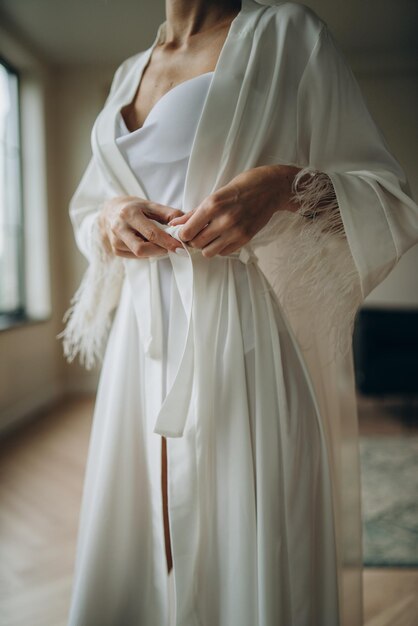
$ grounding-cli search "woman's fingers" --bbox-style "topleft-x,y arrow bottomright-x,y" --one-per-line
180,211 -> 236,249
113,220 -> 240,259
121,210 -> 183,252
116,225 -> 170,257
168,212 -> 192,226
201,233 -> 239,258
102,197 -> 185,258
142,200 -> 185,224
113,249 -> 138,258
113,240 -> 137,258
185,221 -> 219,248
135,242 -> 171,257
178,200 -> 217,242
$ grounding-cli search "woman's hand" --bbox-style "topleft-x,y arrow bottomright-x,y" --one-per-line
98,196 -> 185,258
168,164 -> 303,257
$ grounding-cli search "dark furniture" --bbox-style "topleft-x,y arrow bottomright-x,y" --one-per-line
352,307 -> 418,395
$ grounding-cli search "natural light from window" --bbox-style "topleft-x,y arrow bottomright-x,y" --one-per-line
0,60 -> 24,316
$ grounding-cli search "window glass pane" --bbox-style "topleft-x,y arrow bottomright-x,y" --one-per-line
0,60 -> 24,315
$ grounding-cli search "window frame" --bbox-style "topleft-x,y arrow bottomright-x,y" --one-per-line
0,54 -> 30,331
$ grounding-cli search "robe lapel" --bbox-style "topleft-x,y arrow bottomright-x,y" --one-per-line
182,8 -> 259,211
88,0 -> 263,438
91,23 -> 164,200
89,25 -> 168,365
92,0 -> 260,207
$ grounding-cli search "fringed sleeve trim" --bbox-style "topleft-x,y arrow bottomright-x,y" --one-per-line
253,166 -> 364,363
291,167 -> 346,236
56,211 -> 125,370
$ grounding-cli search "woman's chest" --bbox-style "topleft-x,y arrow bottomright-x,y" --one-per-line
120,22 -> 235,133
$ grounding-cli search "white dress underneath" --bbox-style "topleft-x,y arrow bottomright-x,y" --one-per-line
116,71 -> 216,625
67,70 -> 340,625
115,72 -> 219,404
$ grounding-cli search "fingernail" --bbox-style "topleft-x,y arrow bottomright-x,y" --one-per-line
175,247 -> 188,256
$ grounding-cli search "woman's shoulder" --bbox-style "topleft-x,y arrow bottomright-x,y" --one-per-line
112,49 -> 147,84
252,1 -> 327,55
256,1 -> 326,36
104,48 -> 149,104
258,1 -> 325,26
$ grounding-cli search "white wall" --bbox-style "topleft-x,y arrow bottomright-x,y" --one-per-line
357,72 -> 418,307
0,26 -> 66,432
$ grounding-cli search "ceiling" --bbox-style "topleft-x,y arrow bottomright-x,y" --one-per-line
0,0 -> 417,68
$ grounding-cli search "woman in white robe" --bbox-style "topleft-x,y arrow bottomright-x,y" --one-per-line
58,1 -> 418,624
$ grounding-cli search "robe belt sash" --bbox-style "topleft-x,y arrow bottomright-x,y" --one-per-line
124,221 -> 258,438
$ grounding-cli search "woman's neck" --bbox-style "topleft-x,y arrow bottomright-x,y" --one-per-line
163,0 -> 242,47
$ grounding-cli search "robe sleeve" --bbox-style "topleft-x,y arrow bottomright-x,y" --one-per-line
254,21 -> 418,361
57,61 -> 127,369
295,23 -> 418,300
69,59 -> 127,262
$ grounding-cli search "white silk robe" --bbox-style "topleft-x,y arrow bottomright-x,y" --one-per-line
59,1 -> 418,624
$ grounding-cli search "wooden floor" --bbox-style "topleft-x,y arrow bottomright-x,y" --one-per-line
0,393 -> 417,626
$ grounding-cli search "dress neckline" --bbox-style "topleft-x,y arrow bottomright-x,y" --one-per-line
118,71 -> 214,136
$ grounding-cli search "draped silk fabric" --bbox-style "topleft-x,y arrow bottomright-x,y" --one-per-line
60,1 -> 418,624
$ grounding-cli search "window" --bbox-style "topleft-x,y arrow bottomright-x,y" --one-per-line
0,57 -> 25,324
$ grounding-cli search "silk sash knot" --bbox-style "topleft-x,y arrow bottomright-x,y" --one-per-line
124,220 -> 258,438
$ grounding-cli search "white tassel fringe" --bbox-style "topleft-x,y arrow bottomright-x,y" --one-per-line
56,213 -> 124,370
253,167 -> 363,363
